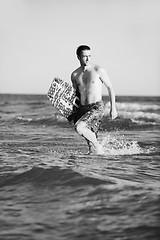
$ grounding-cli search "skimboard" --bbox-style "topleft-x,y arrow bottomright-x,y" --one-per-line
47,77 -> 80,119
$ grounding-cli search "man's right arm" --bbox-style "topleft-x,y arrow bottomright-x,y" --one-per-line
71,72 -> 80,100
71,72 -> 77,90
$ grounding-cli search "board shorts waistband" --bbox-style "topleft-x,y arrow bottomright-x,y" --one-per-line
79,101 -> 104,109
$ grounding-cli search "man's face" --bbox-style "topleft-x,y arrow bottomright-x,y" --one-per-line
78,50 -> 91,66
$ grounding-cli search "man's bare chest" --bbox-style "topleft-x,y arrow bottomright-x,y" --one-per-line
76,70 -> 99,86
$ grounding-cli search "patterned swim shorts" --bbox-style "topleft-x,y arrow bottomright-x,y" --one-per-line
68,101 -> 104,133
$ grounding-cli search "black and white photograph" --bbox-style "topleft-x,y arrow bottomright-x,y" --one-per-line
0,0 -> 160,239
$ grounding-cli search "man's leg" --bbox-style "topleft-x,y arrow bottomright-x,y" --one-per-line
86,131 -> 98,154
75,121 -> 104,154
86,140 -> 93,154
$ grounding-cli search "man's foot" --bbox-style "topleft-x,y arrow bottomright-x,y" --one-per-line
95,144 -> 105,155
87,149 -> 94,155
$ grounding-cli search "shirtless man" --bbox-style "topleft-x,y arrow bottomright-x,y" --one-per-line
70,45 -> 117,154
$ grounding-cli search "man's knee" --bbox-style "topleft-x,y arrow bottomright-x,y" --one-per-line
75,121 -> 87,135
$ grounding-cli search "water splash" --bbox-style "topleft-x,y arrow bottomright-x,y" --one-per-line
100,134 -> 142,155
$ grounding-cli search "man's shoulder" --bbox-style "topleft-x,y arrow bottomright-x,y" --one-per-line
72,67 -> 81,74
71,67 -> 80,78
93,64 -> 105,73
71,67 -> 81,82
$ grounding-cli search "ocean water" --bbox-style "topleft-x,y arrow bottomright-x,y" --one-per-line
0,94 -> 160,240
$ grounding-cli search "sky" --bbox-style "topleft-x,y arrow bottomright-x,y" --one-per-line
0,0 -> 160,96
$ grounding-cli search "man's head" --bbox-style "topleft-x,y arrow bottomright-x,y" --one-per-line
76,45 -> 91,66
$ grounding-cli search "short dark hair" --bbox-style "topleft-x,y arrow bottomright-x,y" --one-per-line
76,45 -> 91,57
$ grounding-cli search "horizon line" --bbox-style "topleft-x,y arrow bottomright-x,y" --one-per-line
0,92 -> 159,98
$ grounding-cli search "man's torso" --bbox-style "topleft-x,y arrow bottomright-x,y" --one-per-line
73,64 -> 103,105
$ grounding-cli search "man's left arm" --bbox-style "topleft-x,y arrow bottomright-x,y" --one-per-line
99,67 -> 117,120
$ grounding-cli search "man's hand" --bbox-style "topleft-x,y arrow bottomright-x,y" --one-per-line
110,108 -> 117,120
